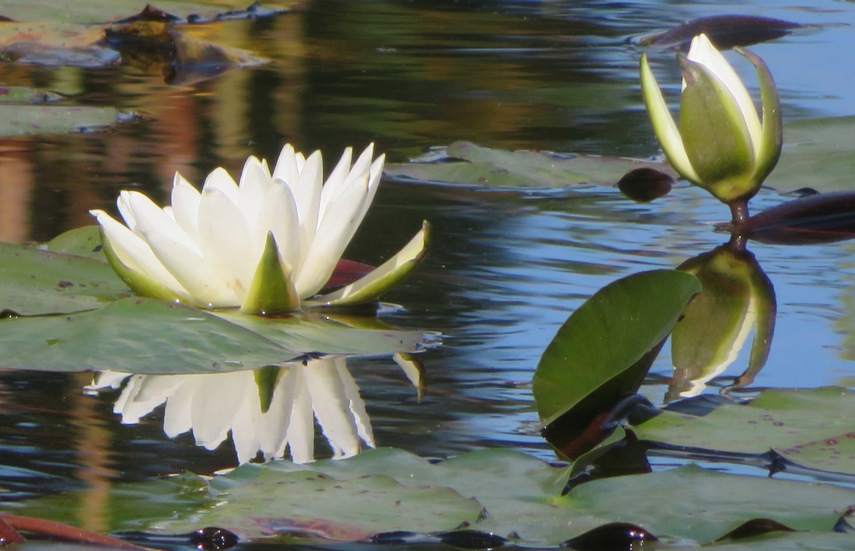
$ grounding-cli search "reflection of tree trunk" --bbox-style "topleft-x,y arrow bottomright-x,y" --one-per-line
0,151 -> 33,243
68,372 -> 116,534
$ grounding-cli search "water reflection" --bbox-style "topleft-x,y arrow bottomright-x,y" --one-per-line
87,354 -> 420,464
669,242 -> 775,400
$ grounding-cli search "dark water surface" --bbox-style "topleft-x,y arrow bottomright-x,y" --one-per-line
1,0 -> 855,532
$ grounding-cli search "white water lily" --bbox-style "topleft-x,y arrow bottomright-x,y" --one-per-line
640,34 -> 782,215
90,144 -> 429,313
87,355 -> 422,464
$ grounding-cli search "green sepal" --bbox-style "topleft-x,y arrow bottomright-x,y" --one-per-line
639,54 -> 701,184
240,232 -> 301,315
254,366 -> 283,414
672,247 -> 753,373
309,220 -> 431,307
737,46 -> 783,190
678,54 -> 756,202
735,252 -> 777,390
99,227 -> 183,303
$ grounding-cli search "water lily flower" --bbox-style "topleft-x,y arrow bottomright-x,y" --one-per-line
640,33 -> 782,222
90,144 -> 429,313
88,355 -> 421,464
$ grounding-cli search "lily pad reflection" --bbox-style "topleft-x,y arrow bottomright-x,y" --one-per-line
88,354 -> 422,464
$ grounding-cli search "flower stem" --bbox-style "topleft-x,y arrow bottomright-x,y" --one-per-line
729,200 -> 750,227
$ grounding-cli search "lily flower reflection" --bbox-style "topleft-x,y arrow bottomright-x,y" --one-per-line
88,355 -> 421,464
90,144 -> 429,314
669,244 -> 775,400
640,33 -> 782,223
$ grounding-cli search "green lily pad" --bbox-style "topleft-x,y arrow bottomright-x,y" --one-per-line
0,1 -> 294,25
563,464 -> 854,544
0,297 -> 430,374
769,116 -> 855,194
707,532 -> 855,551
18,448 -> 855,548
533,269 -> 701,427
0,239 -> 130,316
383,141 -> 676,189
43,225 -> 105,260
0,297 -> 299,374
632,387 -> 855,476
0,85 -> 63,103
0,105 -> 135,138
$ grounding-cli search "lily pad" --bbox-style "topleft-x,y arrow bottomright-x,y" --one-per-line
0,298 -> 430,374
563,464 -> 854,544
0,105 -> 135,137
532,269 -> 701,427
0,297 -> 300,374
0,1 -> 294,25
769,116 -> 855,194
0,240 -> 130,316
383,141 -> 676,189
632,387 -> 855,476
0,86 -> 63,104
18,448 -> 855,548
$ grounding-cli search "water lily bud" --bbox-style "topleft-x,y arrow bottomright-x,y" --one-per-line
640,34 -> 782,210
669,245 -> 776,400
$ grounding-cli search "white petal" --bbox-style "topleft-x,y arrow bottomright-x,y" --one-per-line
294,173 -> 372,297
688,34 -> 762,157
171,173 -> 201,242
163,380 -> 194,438
254,184 -> 301,273
138,224 -> 240,307
202,167 -> 240,203
335,358 -> 374,448
125,191 -> 199,253
272,144 -> 300,187
285,368 -> 315,463
230,389 -> 264,464
291,151 -> 323,255
90,209 -> 188,296
188,372 -> 250,450
117,191 -> 137,231
120,375 -> 183,424
318,146 -> 353,214
259,367 -> 298,460
238,157 -> 273,226
305,358 -> 362,459
197,187 -> 256,299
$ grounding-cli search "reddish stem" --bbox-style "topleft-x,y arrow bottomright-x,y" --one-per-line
0,514 -> 146,550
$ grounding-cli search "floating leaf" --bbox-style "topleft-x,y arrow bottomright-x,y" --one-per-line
0,86 -> 63,104
633,387 -> 855,476
43,225 -> 105,260
562,464 -> 854,544
532,270 -> 701,427
384,141 -> 676,189
0,298 -> 430,375
0,240 -> 129,316
16,448 -> 855,548
0,21 -> 117,66
0,1 -> 294,25
0,298 -> 299,374
739,191 -> 855,244
770,116 -> 855,194
0,105 -> 136,137
636,14 -> 803,50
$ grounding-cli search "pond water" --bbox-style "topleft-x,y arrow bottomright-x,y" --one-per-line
1,0 -> 855,539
